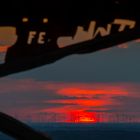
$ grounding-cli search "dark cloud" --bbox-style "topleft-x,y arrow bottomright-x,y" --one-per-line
85,109 -> 122,113
112,95 -> 140,108
99,100 -> 140,113
43,102 -> 77,107
91,94 -> 106,99
112,95 -> 140,103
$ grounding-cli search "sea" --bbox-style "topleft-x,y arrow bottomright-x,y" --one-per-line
1,123 -> 140,140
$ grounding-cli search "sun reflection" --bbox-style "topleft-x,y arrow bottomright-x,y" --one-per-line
70,111 -> 97,123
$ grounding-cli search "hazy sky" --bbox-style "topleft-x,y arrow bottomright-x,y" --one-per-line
0,41 -> 140,123
7,40 -> 140,82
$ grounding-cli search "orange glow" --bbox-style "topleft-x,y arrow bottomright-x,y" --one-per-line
36,82 -> 130,122
57,88 -> 127,96
46,99 -> 111,106
0,46 -> 9,52
135,39 -> 140,43
43,18 -> 49,23
118,43 -> 128,49
22,17 -> 29,22
70,111 -> 97,123
2,80 -> 136,123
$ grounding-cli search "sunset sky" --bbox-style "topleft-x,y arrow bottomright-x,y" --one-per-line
0,40 -> 140,123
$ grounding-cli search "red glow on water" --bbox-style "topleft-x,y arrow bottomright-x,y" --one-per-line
70,111 -> 97,123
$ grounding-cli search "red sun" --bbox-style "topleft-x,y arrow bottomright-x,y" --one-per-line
70,111 -> 97,123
